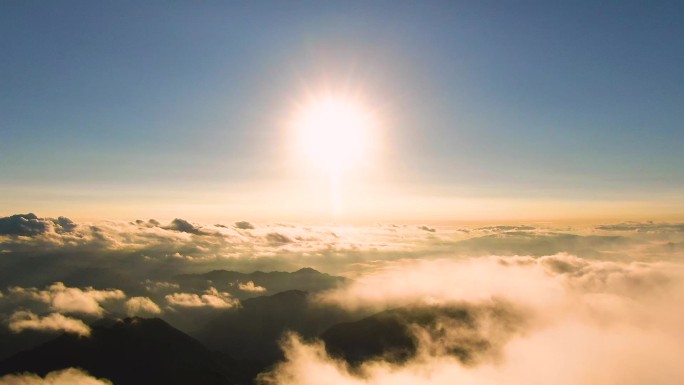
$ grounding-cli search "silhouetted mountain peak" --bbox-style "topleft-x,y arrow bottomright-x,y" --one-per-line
0,317 -> 259,385
270,289 -> 308,299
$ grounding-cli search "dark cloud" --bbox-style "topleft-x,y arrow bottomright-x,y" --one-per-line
476,225 -> 536,232
0,213 -> 78,236
266,232 -> 293,244
163,219 -> 206,235
418,225 -> 436,233
234,221 -> 255,230
133,219 -> 160,228
0,214 -> 50,236
596,222 -> 684,232
53,217 -> 77,233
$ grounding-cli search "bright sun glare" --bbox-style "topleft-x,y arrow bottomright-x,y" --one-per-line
294,96 -> 373,176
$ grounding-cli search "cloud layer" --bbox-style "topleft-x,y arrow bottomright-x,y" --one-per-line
1,213 -> 683,384
1,214 -> 682,287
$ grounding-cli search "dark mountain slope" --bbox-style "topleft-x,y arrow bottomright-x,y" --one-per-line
0,317 -> 260,385
197,290 -> 358,363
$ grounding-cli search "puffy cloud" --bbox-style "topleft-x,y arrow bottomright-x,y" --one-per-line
0,213 -> 48,236
52,217 -> 77,233
165,287 -> 239,309
418,225 -> 436,233
8,311 -> 91,337
0,368 -> 111,385
7,283 -> 125,316
317,257 -> 558,310
124,296 -> 162,316
0,214 -> 77,236
238,281 -> 267,293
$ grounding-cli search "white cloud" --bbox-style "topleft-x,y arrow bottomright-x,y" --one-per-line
8,282 -> 125,316
0,368 -> 111,385
238,281 -> 266,292
8,311 -> 91,337
317,256 -> 562,310
143,280 -> 179,293
165,287 -> 239,309
124,296 -> 162,316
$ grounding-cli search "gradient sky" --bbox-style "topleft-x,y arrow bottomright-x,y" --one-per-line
1,1 -> 683,222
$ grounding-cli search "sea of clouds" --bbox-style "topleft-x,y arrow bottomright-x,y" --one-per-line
0,213 -> 682,384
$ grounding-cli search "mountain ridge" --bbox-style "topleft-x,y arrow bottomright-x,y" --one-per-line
0,317 -> 260,385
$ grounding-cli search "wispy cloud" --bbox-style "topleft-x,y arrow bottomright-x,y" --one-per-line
7,283 -> 125,316
8,311 -> 91,337
124,296 -> 162,316
165,287 -> 239,309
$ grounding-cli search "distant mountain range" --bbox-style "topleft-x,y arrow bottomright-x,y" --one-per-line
0,269 -> 515,384
173,267 -> 349,299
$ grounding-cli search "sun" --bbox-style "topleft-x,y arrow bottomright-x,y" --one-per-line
293,96 -> 373,176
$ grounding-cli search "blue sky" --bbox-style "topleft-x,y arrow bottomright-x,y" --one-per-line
1,1 -> 683,221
